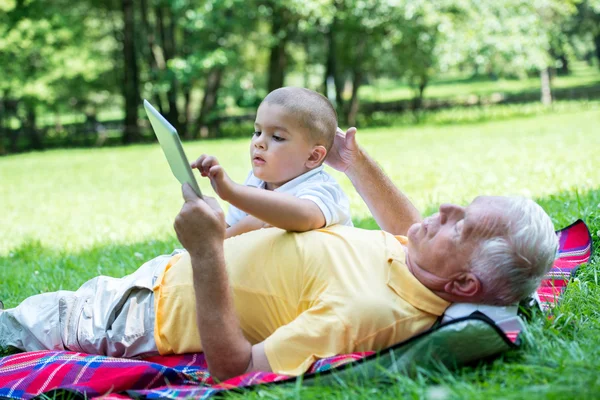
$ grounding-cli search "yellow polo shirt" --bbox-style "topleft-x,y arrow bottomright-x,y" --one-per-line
153,225 -> 449,376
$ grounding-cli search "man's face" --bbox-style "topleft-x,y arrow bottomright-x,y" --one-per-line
406,196 -> 510,296
250,102 -> 315,190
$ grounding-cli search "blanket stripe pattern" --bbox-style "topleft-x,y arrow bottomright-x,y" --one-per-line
538,220 -> 592,311
0,220 -> 591,399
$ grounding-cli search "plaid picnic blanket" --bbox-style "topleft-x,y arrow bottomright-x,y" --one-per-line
0,220 -> 592,399
537,219 -> 592,311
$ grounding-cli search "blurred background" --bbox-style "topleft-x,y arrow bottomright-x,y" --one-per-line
0,0 -> 599,154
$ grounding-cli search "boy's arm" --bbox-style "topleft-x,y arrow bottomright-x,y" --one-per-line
194,154 -> 326,232
225,185 -> 326,232
225,215 -> 269,238
326,128 -> 421,235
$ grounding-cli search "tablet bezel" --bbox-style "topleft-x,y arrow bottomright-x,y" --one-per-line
143,99 -> 203,197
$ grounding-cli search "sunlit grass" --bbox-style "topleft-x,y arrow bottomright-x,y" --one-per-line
0,106 -> 599,398
1,107 -> 599,257
359,62 -> 600,103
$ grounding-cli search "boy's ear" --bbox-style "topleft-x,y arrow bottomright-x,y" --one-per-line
305,145 -> 327,169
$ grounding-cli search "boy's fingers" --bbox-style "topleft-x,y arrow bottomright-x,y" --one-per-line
209,165 -> 223,179
191,154 -> 207,168
201,156 -> 218,172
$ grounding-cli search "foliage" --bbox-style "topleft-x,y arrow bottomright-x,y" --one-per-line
1,0 -> 600,152
0,1 -> 118,110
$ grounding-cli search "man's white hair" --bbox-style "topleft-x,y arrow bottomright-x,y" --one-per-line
470,197 -> 558,305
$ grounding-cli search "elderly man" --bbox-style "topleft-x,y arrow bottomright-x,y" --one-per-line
0,128 -> 557,381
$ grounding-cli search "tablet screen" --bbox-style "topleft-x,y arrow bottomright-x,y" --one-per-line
144,100 -> 203,197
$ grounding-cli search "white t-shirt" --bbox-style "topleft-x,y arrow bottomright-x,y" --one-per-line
226,166 -> 353,228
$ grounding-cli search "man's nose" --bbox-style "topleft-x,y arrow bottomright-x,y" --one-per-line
439,203 -> 465,224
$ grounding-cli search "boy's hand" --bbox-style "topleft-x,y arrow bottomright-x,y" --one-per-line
191,154 -> 235,201
325,127 -> 359,173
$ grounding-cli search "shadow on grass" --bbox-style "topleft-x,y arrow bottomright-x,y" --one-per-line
0,236 -> 181,308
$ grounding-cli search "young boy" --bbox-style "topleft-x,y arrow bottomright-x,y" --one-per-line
192,87 -> 353,238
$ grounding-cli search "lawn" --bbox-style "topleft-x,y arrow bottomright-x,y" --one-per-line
359,62 -> 600,103
0,107 -> 599,398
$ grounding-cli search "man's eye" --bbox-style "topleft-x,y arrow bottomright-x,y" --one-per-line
253,131 -> 262,137
455,221 -> 464,238
273,135 -> 284,142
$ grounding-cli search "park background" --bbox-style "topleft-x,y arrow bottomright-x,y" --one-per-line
1,0 -> 600,398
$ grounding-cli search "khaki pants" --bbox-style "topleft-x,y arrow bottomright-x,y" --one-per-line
0,250 -> 183,358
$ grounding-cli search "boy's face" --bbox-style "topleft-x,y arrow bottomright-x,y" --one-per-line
251,102 -> 316,189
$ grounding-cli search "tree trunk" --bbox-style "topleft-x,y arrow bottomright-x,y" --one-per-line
182,86 -> 192,139
267,8 -> 288,92
412,77 -> 428,111
121,0 -> 141,144
540,67 -> 552,106
140,0 -> 165,114
155,5 -> 179,129
195,68 -> 223,138
323,16 -> 344,112
303,38 -> 310,88
165,6 -> 179,129
557,54 -> 569,75
24,102 -> 42,150
347,70 -> 363,127
0,97 -> 5,154
346,38 -> 366,126
4,99 -> 19,153
595,34 -> 600,71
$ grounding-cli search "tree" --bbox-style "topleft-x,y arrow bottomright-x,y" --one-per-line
0,0 -> 118,151
569,0 -> 600,69
121,0 -> 142,143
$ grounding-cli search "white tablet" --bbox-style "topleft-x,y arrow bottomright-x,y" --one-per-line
143,99 -> 202,197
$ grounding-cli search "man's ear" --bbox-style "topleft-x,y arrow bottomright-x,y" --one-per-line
444,272 -> 482,299
305,145 -> 327,169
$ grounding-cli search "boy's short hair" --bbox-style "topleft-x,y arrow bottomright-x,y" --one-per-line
262,87 -> 338,152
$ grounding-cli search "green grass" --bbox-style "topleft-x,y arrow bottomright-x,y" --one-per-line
1,106 -> 599,398
359,99 -> 600,128
359,62 -> 600,103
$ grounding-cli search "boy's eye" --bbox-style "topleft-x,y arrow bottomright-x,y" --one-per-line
253,131 -> 262,137
273,135 -> 285,142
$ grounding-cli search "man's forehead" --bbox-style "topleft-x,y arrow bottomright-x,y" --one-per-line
470,195 -> 509,208
467,196 -> 510,234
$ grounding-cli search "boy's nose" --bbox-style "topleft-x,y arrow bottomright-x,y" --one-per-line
254,140 -> 266,149
253,136 -> 267,149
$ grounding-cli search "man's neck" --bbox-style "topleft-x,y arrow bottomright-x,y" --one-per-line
404,250 -> 457,303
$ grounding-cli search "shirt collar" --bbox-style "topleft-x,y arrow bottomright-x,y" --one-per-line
386,245 -> 450,316
249,165 -> 325,192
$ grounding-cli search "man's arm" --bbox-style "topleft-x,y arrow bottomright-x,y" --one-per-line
174,184 -> 272,380
326,127 -> 421,235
